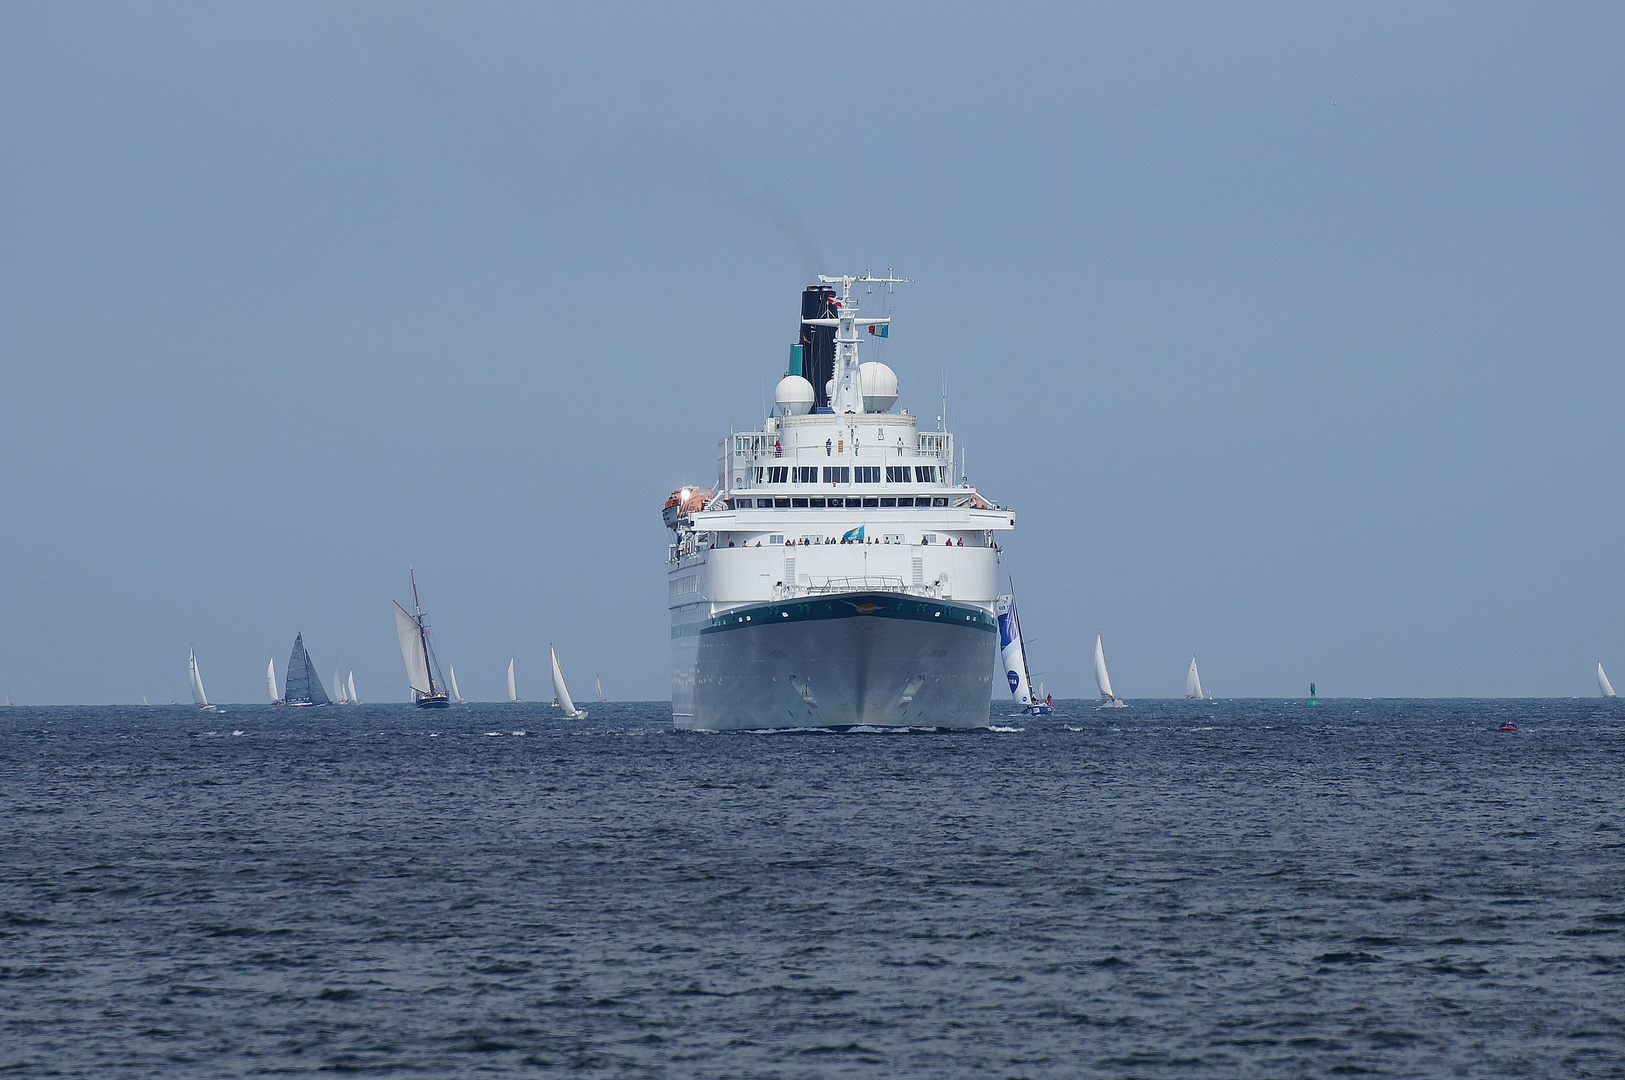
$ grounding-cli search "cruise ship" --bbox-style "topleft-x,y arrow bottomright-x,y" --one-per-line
665,274 -> 1016,730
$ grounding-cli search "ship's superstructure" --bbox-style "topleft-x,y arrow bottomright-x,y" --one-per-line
665,274 -> 1015,730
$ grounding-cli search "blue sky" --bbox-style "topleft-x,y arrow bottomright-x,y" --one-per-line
1,2 -> 1621,702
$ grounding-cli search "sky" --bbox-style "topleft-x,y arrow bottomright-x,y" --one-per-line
1,2 -> 1621,703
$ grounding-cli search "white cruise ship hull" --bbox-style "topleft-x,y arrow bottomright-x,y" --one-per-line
673,591 -> 996,730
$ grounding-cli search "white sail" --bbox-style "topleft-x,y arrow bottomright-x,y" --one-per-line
267,658 -> 279,703
1093,633 -> 1118,703
449,665 -> 464,703
1600,662 -> 1616,698
1186,657 -> 1203,700
507,658 -> 519,702
334,665 -> 347,704
552,646 -> 586,718
188,649 -> 209,708
994,596 -> 1034,705
395,601 -> 433,696
347,671 -> 358,704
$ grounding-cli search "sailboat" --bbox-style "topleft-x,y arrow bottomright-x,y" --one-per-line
188,648 -> 218,712
1600,663 -> 1617,698
333,666 -> 350,704
448,665 -> 466,704
995,595 -> 1052,715
507,658 -> 520,702
596,674 -> 604,703
1185,657 -> 1204,700
347,671 -> 358,705
1094,633 -> 1127,707
394,569 -> 450,708
551,646 -> 588,719
267,659 -> 282,704
280,633 -> 331,706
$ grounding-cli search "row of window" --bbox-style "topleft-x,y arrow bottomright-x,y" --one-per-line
753,465 -> 944,485
737,496 -> 953,509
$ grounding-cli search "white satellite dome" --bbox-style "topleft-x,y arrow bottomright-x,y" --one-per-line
774,375 -> 815,416
859,362 -> 899,413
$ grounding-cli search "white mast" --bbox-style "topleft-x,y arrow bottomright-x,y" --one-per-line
804,272 -> 910,415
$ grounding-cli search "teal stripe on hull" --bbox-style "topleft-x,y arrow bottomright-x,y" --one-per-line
681,593 -> 996,638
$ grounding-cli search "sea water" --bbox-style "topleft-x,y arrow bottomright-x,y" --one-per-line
2,699 -> 1621,1077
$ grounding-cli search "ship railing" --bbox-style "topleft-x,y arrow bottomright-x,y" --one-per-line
773,577 -> 941,600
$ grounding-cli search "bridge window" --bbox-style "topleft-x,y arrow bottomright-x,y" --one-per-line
794,466 -> 818,483
886,466 -> 910,482
774,497 -> 790,508
756,498 -> 773,508
854,466 -> 881,483
914,466 -> 934,483
823,466 -> 850,484
766,466 -> 789,483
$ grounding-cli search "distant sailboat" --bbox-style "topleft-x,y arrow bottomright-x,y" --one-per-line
596,674 -> 604,702
507,658 -> 520,702
142,695 -> 149,706
1185,657 -> 1204,700
1094,633 -> 1126,707
551,646 -> 588,719
1600,663 -> 1617,698
280,633 -> 330,706
995,595 -> 1051,714
267,658 -> 281,705
347,671 -> 358,705
448,665 -> 466,704
394,569 -> 450,708
333,666 -> 349,704
188,648 -> 218,712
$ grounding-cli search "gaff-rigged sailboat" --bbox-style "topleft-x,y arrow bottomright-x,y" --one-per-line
281,633 -> 330,706
1186,657 -> 1205,700
1094,633 -> 1127,707
394,569 -> 450,709
995,595 -> 1051,715
1600,663 -> 1617,698
551,646 -> 588,720
188,648 -> 218,712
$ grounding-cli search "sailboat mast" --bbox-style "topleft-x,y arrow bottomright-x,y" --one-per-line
410,567 -> 437,697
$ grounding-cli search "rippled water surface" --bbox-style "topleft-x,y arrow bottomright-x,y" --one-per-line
3,699 -> 1623,1077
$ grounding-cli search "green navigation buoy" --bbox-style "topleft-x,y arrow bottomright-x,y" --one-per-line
1309,682 -> 1319,706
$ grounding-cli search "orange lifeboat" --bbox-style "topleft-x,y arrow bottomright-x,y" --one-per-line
662,486 -> 714,528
